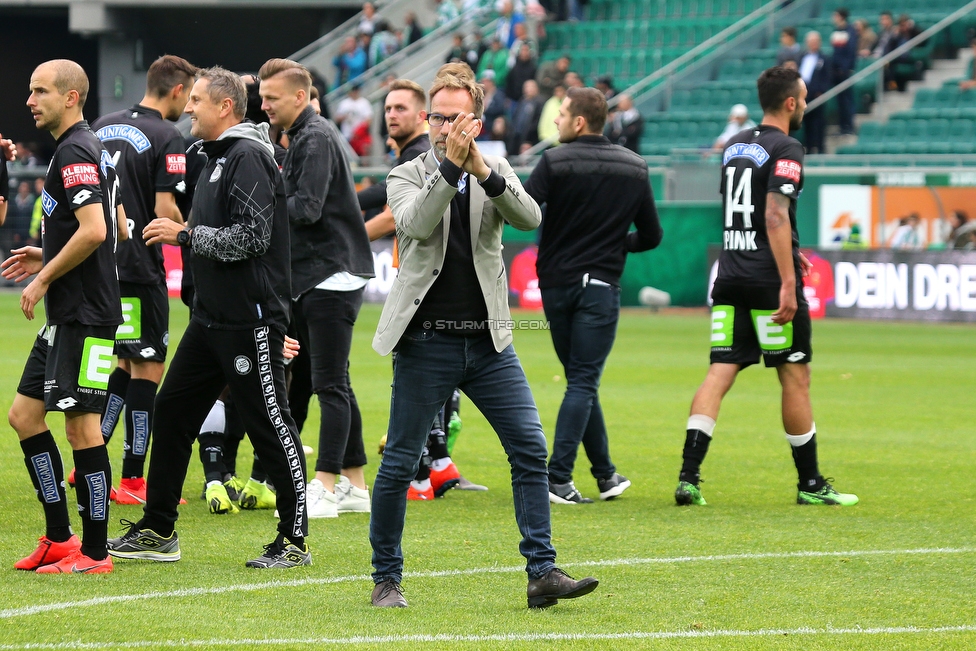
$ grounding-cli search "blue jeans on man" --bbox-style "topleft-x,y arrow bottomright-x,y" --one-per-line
542,279 -> 621,484
370,330 -> 557,583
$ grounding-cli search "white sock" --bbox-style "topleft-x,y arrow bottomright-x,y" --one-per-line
431,457 -> 452,471
200,400 -> 226,434
411,479 -> 431,491
687,414 -> 716,437
206,480 -> 222,489
786,423 -> 816,447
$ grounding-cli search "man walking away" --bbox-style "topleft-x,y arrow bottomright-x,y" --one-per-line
524,87 -> 663,505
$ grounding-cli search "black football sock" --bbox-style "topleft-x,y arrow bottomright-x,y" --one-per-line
251,454 -> 268,484
121,379 -> 157,479
788,426 -> 822,491
414,446 -> 432,482
679,415 -> 716,484
73,445 -> 112,561
427,426 -> 449,462
100,368 -> 130,443
199,433 -> 227,484
21,431 -> 73,542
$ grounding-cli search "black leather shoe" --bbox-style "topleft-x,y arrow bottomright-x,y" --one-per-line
527,568 -> 598,608
371,577 -> 407,607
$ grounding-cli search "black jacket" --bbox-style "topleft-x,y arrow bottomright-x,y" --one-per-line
282,106 -> 374,296
188,122 -> 291,330
524,135 -> 663,289
357,132 -> 430,211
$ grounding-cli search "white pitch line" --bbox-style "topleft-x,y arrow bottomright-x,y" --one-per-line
2,625 -> 976,649
2,546 -> 974,620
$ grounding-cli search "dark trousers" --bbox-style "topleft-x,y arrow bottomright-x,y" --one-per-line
804,106 -> 826,154
542,280 -> 620,484
371,331 -> 556,582
834,70 -> 855,134
144,320 -> 307,541
293,288 -> 367,474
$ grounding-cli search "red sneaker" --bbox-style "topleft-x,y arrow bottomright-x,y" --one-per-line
115,477 -> 147,505
67,467 -> 76,487
430,462 -> 461,497
14,535 -> 81,571
35,549 -> 113,574
407,483 -> 434,501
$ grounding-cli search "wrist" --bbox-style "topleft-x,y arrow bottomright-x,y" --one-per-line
177,227 -> 193,247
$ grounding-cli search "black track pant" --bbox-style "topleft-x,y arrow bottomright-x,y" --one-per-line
143,320 -> 307,541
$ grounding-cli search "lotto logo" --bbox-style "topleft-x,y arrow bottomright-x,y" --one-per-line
166,153 -> 186,174
72,189 -> 93,205
61,163 -> 99,188
774,159 -> 802,183
56,397 -> 78,410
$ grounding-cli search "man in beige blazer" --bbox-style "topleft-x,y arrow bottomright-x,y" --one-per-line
368,63 -> 598,610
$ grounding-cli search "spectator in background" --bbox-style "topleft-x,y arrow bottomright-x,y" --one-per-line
436,0 -> 461,27
446,33 -> 479,68
855,19 -> 877,58
537,55 -> 571,100
370,20 -> 400,68
890,213 -> 924,249
960,40 -> 976,90
564,71 -> 584,89
359,2 -> 381,35
13,142 -> 40,167
944,210 -> 968,246
490,115 -> 511,150
830,8 -> 858,135
538,83 -> 566,144
508,79 -> 544,155
404,12 -> 424,46
496,1 -> 526,49
310,86 -> 322,114
335,83 -> 374,145
713,103 -> 756,150
871,11 -> 897,58
334,36 -> 368,88
8,180 -> 35,244
478,38 -> 510,89
507,23 -> 531,70
897,14 -> 921,42
800,32 -> 831,153
605,93 -> 642,153
29,177 -> 44,244
776,27 -> 802,68
506,42 -> 538,102
481,69 -> 510,128
595,75 -> 616,101
471,29 -> 489,70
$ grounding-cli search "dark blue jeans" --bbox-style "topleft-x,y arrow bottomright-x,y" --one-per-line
542,280 -> 620,484
370,331 -> 556,583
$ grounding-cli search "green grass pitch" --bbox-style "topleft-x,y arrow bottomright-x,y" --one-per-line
0,293 -> 974,650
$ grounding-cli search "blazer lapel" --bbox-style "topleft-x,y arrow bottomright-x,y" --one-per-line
419,151 -> 453,257
468,174 -> 485,252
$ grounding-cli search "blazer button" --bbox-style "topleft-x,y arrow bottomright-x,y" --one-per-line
432,269 -> 439,275
414,299 -> 420,305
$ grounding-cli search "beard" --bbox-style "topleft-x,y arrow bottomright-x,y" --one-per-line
433,139 -> 447,160
789,108 -> 804,131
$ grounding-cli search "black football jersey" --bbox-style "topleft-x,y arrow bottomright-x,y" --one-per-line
92,105 -> 186,285
716,124 -> 804,286
41,120 -> 122,327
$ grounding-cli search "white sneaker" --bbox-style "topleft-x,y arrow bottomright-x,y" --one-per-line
306,479 -> 337,518
336,479 -> 371,513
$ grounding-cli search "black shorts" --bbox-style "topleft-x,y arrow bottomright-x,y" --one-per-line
18,323 -> 118,413
709,282 -> 812,368
115,281 -> 169,362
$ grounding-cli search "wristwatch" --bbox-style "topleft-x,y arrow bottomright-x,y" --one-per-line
176,227 -> 192,247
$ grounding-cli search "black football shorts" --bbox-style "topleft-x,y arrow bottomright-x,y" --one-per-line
115,281 -> 169,362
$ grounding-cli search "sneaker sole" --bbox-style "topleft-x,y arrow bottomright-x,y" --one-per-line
107,549 -> 181,562
337,502 -> 371,513
308,509 -> 339,519
797,495 -> 859,506
527,577 -> 599,608
433,478 -> 460,498
599,479 -> 632,501
548,492 -> 592,505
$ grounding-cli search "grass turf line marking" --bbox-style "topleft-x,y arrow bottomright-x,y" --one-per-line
2,625 -> 976,648
2,546 -> 973,620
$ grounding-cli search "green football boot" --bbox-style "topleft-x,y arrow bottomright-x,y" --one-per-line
674,480 -> 707,506
797,481 -> 858,506
239,479 -> 277,510
206,482 -> 240,514
446,410 -> 462,456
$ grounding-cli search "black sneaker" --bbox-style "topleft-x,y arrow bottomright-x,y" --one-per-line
596,473 -> 631,500
245,536 -> 311,569
107,519 -> 181,562
548,479 -> 593,504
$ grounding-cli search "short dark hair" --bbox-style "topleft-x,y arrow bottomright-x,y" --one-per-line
782,26 -> 797,39
835,7 -> 849,20
757,66 -> 802,113
566,86 -> 607,133
881,10 -> 893,18
146,55 -> 198,98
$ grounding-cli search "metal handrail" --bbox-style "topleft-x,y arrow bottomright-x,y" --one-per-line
520,0 -> 810,158
806,0 -> 976,112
